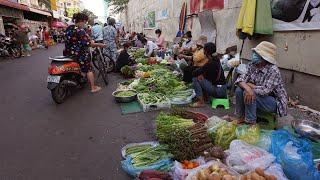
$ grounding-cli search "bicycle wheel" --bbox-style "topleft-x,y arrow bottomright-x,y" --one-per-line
97,58 -> 108,86
103,55 -> 115,73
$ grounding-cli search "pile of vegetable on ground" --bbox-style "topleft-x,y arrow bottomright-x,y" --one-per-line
156,113 -> 214,161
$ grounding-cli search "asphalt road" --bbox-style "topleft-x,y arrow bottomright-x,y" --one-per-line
0,45 -> 230,180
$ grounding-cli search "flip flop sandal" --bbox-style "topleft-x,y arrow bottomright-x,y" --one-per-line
91,86 -> 102,93
190,102 -> 205,108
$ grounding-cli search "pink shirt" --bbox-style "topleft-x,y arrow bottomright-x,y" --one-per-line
156,35 -> 165,48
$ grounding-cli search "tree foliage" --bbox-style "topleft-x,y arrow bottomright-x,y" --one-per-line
80,9 -> 98,25
107,0 -> 129,14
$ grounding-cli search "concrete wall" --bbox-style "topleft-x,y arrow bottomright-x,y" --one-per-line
120,0 -> 320,110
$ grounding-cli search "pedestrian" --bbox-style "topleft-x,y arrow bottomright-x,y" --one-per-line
191,42 -> 227,107
63,12 -> 106,93
42,26 -> 50,49
228,41 -> 288,124
103,17 -> 118,62
140,37 -> 158,57
14,24 -> 32,57
91,19 -> 103,43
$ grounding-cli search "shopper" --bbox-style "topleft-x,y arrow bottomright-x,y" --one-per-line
191,42 -> 227,107
103,17 -> 118,62
91,19 -> 103,43
63,13 -> 106,93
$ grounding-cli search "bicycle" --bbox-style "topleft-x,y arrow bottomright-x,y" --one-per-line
90,47 -> 114,85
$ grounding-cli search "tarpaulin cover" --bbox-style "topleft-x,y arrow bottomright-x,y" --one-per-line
190,0 -> 201,14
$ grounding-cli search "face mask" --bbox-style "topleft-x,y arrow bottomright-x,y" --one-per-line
252,52 -> 263,65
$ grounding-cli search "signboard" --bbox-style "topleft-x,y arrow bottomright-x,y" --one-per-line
272,0 -> 320,31
144,11 -> 156,29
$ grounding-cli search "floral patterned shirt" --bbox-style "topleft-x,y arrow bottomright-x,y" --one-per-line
63,25 -> 91,62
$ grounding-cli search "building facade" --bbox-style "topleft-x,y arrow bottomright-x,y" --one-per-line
120,0 -> 320,110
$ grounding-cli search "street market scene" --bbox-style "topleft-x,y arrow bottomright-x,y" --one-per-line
0,0 -> 320,179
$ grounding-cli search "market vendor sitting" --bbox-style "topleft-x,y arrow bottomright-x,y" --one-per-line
179,31 -> 194,55
191,42 -> 227,108
231,41 -> 288,124
141,38 -> 158,57
116,43 -> 135,72
178,35 -> 208,83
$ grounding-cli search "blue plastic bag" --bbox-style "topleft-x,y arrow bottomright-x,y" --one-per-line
121,156 -> 173,177
270,130 -> 320,180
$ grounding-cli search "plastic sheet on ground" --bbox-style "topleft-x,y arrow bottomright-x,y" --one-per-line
270,130 -> 320,180
121,156 -> 173,177
226,140 -> 275,174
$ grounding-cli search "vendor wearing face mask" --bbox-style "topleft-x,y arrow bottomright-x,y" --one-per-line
230,41 -> 288,124
180,31 -> 194,54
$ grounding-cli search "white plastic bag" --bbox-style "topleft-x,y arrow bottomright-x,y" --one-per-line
265,163 -> 289,180
226,140 -> 275,174
171,157 -> 206,180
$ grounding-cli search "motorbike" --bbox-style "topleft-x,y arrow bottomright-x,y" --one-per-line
47,56 -> 86,104
47,48 -> 113,104
0,34 -> 21,58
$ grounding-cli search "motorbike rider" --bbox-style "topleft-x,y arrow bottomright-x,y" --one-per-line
91,19 -> 103,43
63,12 -> 106,93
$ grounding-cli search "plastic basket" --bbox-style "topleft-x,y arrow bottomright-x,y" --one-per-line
137,93 -> 171,112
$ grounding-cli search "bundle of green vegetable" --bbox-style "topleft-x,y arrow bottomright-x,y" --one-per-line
125,144 -> 153,157
136,57 -> 147,65
156,113 -> 214,161
121,65 -> 135,78
130,145 -> 173,168
138,93 -> 168,105
133,65 -> 188,95
132,48 -> 146,59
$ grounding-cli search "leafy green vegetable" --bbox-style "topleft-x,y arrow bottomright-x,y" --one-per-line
132,48 -> 146,59
115,90 -> 136,97
121,65 -> 135,77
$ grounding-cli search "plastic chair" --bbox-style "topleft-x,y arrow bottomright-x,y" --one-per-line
257,110 -> 277,130
211,97 -> 230,110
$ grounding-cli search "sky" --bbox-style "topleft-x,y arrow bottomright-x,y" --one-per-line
81,0 -> 106,21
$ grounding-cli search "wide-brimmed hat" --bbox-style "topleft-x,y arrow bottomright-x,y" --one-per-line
196,35 -> 207,47
252,41 -> 277,64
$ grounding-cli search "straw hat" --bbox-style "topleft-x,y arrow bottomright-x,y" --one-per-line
252,41 -> 277,64
196,35 -> 207,47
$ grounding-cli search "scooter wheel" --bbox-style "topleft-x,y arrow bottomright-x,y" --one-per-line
51,83 -> 68,104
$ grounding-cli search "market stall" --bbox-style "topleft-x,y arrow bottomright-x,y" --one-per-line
120,111 -> 320,180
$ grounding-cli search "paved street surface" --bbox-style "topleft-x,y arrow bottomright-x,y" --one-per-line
0,45 -> 229,180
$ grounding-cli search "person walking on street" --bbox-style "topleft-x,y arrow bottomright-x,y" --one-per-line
91,19 -> 103,43
63,13 -> 106,93
14,24 -> 31,57
42,26 -> 50,49
103,17 -> 118,62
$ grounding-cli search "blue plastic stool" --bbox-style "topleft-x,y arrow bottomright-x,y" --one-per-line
211,97 -> 230,110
